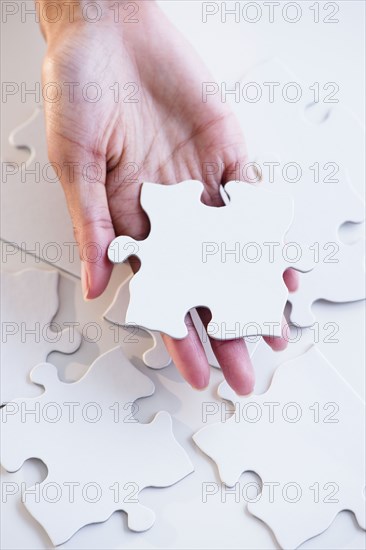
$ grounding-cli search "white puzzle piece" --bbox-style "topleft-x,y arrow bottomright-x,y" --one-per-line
1,269 -> 81,405
103,272 -> 171,369
104,275 -> 221,368
108,180 -> 311,340
193,346 -> 366,549
289,238 -> 366,326
1,346 -> 193,546
3,107 -> 79,276
104,279 -> 259,369
142,332 -> 171,369
235,59 -> 365,197
233,59 -> 365,325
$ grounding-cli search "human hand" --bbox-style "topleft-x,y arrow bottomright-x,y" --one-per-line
40,0 -> 298,394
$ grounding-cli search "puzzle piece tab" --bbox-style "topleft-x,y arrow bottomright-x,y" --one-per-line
1,269 -> 81,405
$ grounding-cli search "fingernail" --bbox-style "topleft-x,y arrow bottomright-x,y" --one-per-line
81,262 -> 90,301
191,383 -> 209,392
190,375 -> 210,391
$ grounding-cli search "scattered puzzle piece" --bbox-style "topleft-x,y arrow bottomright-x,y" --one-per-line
236,59 -> 365,197
193,346 -> 365,549
289,238 -> 366,326
1,346 -> 193,545
103,272 -> 171,369
108,180 -> 310,340
234,59 -> 365,326
1,269 -> 81,405
3,108 -> 79,276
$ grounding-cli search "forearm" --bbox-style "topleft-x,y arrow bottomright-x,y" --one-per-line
36,0 -> 156,42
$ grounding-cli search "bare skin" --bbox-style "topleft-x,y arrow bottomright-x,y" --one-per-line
39,0 -> 298,394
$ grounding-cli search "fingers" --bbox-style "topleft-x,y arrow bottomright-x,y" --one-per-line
210,338 -> 255,395
197,308 -> 255,396
76,190 -> 115,300
161,267 -> 298,393
262,268 -> 300,351
263,330 -> 288,352
162,313 -> 210,390
162,311 -> 254,396
283,268 -> 299,292
49,145 -> 115,300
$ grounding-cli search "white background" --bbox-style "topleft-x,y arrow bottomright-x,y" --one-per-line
1,1 -> 365,549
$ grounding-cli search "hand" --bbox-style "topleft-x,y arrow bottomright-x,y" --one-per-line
40,0 -> 298,394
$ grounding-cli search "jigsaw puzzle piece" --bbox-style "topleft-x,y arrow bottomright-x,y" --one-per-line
10,108 -> 39,162
193,346 -> 365,549
280,170 -> 364,250
1,269 -> 81,405
103,272 -> 171,369
232,60 -> 365,325
224,179 -> 294,231
44,323 -> 81,357
236,59 -> 365,202
288,238 -> 366,326
235,59 -> 365,250
4,108 -> 79,276
104,275 -> 218,368
142,333 -> 171,369
104,276 -> 259,368
1,347 -> 193,546
109,180 -> 311,340
141,178 -> 205,216
224,180 -> 314,270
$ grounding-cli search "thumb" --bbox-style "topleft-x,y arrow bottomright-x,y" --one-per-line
51,146 -> 115,300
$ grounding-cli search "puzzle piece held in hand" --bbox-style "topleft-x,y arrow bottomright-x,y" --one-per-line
1,269 -> 81,405
1,346 -> 193,545
104,274 -> 227,368
104,280 -> 259,369
193,346 -> 366,549
108,180 -> 310,340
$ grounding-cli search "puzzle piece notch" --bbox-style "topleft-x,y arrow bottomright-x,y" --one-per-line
104,280 -> 259,369
193,346 -> 365,549
1,269 -> 81,405
1,347 -> 193,545
288,237 -> 366,327
108,180 -> 311,340
9,106 -> 41,165
104,275 -> 223,368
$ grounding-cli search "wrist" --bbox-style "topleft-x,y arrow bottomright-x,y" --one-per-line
37,0 -> 155,43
